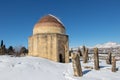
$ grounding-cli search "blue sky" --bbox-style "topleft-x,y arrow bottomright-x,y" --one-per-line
0,0 -> 120,48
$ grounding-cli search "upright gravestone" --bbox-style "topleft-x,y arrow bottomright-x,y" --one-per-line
82,46 -> 86,57
94,48 -> 99,70
112,56 -> 116,72
83,48 -> 88,63
78,48 -> 82,57
106,52 -> 112,64
72,53 -> 82,77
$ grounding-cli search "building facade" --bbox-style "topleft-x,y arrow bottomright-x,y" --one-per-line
28,14 -> 69,63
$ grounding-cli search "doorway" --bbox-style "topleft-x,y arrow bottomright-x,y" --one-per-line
59,54 -> 65,63
59,54 -> 63,62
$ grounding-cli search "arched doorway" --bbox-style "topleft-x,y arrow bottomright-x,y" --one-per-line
59,54 -> 65,63
59,54 -> 63,62
58,42 -> 66,63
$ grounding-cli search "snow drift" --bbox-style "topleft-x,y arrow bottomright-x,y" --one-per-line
0,55 -> 120,80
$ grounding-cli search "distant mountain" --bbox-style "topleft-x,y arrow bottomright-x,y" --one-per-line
94,42 -> 120,48
72,42 -> 120,53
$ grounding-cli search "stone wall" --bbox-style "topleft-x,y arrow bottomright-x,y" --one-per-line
57,34 -> 69,62
33,24 -> 65,35
28,33 -> 69,63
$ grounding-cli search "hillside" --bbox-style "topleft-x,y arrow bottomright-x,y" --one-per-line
94,42 -> 120,48
0,55 -> 120,80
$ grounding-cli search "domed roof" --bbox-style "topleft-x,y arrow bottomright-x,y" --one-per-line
33,14 -> 66,35
36,14 -> 65,29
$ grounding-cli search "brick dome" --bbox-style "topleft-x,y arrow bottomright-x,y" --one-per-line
33,14 -> 65,35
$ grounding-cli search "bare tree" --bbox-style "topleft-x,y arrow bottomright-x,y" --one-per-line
20,46 -> 28,56
7,46 -> 14,55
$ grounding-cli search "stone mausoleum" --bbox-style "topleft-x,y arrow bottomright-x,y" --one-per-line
28,14 -> 69,63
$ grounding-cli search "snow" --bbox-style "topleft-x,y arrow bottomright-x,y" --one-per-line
48,14 -> 64,25
94,42 -> 120,48
72,42 -> 120,50
0,55 -> 120,80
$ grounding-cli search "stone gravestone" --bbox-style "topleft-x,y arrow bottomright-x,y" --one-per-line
112,56 -> 116,72
94,48 -> 100,70
106,52 -> 112,64
72,53 -> 82,77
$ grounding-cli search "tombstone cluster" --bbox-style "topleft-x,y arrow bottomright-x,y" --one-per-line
70,46 -> 117,77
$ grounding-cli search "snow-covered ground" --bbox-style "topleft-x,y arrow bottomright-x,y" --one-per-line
0,55 -> 120,80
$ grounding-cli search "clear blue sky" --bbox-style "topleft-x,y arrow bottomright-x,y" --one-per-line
0,0 -> 120,48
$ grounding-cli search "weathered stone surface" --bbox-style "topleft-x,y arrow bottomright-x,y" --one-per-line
112,56 -> 116,72
106,52 -> 112,64
72,53 -> 82,77
77,48 -> 82,57
82,46 -> 86,57
83,48 -> 88,63
28,15 -> 69,63
94,48 -> 99,70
